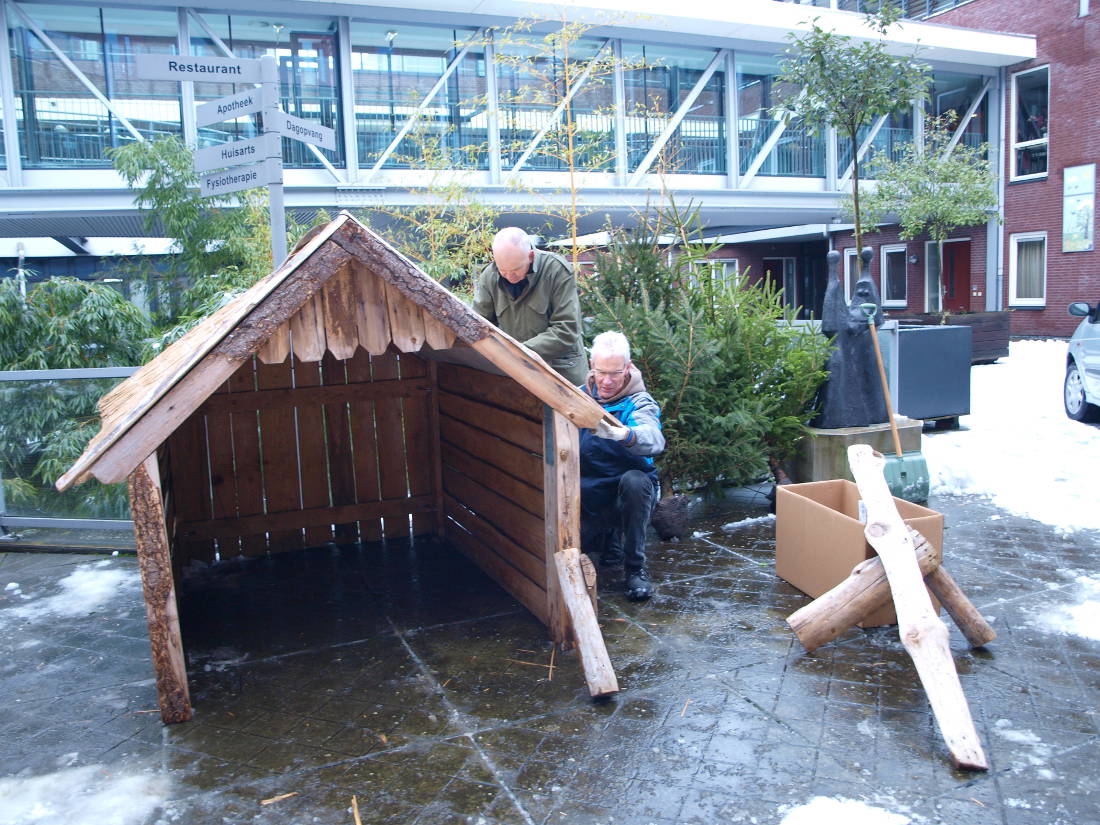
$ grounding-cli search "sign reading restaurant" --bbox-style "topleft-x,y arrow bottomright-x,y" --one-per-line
134,53 -> 262,84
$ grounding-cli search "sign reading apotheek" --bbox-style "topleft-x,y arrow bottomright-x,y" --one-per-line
272,111 -> 336,151
134,53 -> 262,84
196,89 -> 264,128
200,157 -> 282,197
193,133 -> 279,173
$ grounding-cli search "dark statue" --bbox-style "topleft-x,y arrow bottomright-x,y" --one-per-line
812,247 -> 889,429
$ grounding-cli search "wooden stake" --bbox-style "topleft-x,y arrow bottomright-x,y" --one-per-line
848,445 -> 987,771
925,566 -> 997,648
554,546 -> 619,698
128,453 -> 192,724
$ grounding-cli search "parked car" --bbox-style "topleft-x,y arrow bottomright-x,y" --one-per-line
1065,301 -> 1100,422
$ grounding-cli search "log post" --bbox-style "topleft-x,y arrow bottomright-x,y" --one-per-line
543,406 -> 578,648
555,547 -> 619,697
128,453 -> 192,724
788,528 -> 942,653
925,567 -> 997,648
849,445 -> 986,771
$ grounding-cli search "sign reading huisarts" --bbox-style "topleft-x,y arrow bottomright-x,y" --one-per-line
1063,163 -> 1095,253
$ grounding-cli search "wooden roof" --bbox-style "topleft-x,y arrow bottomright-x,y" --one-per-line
58,212 -> 605,489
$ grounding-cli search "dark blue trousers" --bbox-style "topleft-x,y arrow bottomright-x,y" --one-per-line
580,470 -> 656,571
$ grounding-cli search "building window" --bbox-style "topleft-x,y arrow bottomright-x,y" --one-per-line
1009,232 -> 1047,307
696,258 -> 740,289
1011,66 -> 1049,180
880,245 -> 908,308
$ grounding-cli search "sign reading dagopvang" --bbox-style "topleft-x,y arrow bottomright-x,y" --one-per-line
273,111 -> 337,152
195,88 -> 265,128
134,53 -> 262,84
193,133 -> 279,173
199,156 -> 282,198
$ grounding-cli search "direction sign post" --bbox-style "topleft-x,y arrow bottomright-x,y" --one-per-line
259,55 -> 287,265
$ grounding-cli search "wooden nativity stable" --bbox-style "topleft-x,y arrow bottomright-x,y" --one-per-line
58,212 -> 619,724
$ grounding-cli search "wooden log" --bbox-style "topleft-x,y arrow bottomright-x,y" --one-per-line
580,553 -> 598,617
349,260 -> 391,356
128,453 -> 192,724
543,407 -> 580,648
384,282 -> 426,352
787,527 -> 942,653
257,323 -> 290,364
555,547 -> 619,698
321,263 -> 359,360
290,293 -> 327,363
848,444 -> 987,771
925,566 -> 997,648
471,334 -> 605,430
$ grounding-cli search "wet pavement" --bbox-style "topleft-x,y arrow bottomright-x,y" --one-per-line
1,486 -> 1098,825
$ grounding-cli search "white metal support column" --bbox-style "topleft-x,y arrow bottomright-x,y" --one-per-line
336,17 -> 359,183
723,49 -> 738,190
368,29 -> 485,179
914,98 -> 925,154
629,48 -> 726,186
9,0 -> 144,142
942,78 -> 991,157
825,126 -> 838,191
508,39 -> 611,177
485,32 -> 502,184
188,8 -> 344,183
986,71 -> 1004,311
740,91 -> 803,188
613,38 -> 628,187
0,0 -> 23,186
177,8 -> 196,148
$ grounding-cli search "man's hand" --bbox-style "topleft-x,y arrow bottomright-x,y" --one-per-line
595,419 -> 631,442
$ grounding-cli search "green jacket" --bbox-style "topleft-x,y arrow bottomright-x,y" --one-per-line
473,249 -> 588,385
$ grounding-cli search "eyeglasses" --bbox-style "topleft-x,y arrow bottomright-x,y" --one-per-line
594,368 -> 626,378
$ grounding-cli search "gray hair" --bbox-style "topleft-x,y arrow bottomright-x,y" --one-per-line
589,330 -> 631,363
491,227 -> 533,253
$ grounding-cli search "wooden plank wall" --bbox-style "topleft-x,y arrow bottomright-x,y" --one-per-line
166,347 -> 436,565
437,362 -> 549,624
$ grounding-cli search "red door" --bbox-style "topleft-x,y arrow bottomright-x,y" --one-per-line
941,242 -> 971,313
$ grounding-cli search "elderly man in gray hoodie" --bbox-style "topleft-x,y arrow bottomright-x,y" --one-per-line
579,331 -> 665,601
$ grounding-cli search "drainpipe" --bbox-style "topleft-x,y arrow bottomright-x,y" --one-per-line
993,67 -> 1007,311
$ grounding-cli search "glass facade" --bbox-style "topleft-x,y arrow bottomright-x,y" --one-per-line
930,70 -> 987,153
736,54 -> 823,178
11,3 -> 181,168
0,1 -> 992,182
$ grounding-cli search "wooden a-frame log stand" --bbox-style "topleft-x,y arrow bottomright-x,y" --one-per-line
787,445 -> 995,771
58,213 -> 620,724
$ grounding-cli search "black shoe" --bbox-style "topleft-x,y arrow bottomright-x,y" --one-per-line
625,567 -> 652,601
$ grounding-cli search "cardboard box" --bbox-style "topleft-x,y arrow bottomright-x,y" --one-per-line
775,479 -> 943,627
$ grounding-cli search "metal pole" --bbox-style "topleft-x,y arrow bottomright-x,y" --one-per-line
261,55 -> 287,265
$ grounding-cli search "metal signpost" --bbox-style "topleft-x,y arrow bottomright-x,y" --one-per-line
135,54 -> 336,265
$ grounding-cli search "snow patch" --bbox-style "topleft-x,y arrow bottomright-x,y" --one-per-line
721,514 -> 776,532
0,764 -> 169,825
992,719 -> 1055,773
923,340 -> 1100,533
1,563 -> 139,627
779,797 -> 910,825
1032,576 -> 1100,642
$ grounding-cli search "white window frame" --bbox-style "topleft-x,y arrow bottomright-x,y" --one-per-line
1009,231 -> 1048,308
880,244 -> 908,308
1010,65 -> 1050,182
843,248 -> 858,302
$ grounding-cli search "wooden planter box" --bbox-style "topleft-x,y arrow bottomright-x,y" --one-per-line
885,311 -> 1009,364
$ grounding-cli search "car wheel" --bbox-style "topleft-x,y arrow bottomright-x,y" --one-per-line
1064,363 -> 1100,422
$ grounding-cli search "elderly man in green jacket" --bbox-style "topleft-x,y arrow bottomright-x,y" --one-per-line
473,227 -> 588,386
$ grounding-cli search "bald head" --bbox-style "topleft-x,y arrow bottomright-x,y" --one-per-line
492,227 -> 535,284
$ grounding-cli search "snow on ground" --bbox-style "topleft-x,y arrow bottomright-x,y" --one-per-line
922,339 -> 1100,534
0,560 -> 140,628
1032,575 -> 1100,642
0,764 -> 170,825
721,514 -> 776,532
778,796 -> 912,825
